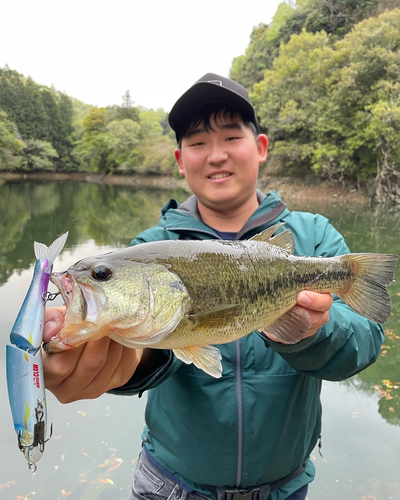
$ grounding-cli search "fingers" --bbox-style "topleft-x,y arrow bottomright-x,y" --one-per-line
43,307 -> 142,403
299,307 -> 330,337
43,306 -> 66,343
297,291 -> 333,312
295,292 -> 333,339
263,292 -> 334,344
43,337 -> 143,403
43,343 -> 86,398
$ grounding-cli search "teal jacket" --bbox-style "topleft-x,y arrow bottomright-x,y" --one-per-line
111,191 -> 384,500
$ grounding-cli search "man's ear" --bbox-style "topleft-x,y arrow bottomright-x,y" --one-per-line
174,149 -> 185,176
257,134 -> 268,163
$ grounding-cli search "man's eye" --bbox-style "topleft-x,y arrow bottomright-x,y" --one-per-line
226,136 -> 240,141
190,141 -> 204,147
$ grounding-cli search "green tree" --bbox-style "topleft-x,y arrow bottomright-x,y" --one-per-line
104,119 -> 142,171
137,109 -> 176,175
24,77 -> 48,139
75,133 -> 113,173
20,139 -> 59,170
252,29 -> 331,173
0,111 -> 25,170
230,24 -> 276,90
113,90 -> 140,121
57,92 -> 75,169
71,97 -> 92,141
0,68 -> 75,170
313,9 -> 400,196
230,0 -> 400,91
75,106 -> 113,173
83,107 -> 108,141
252,9 -> 400,203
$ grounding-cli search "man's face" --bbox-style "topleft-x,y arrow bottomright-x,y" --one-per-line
174,114 -> 268,214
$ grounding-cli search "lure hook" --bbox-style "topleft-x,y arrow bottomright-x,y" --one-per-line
42,291 -> 60,303
17,399 -> 53,469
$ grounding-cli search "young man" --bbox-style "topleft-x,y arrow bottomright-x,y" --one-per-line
43,74 -> 384,500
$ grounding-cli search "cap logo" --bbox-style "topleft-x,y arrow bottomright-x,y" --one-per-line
207,80 -> 222,86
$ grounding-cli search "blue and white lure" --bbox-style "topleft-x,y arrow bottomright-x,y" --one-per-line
6,232 -> 68,472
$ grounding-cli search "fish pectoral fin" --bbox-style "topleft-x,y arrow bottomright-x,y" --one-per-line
173,345 -> 222,378
189,304 -> 240,329
265,307 -> 312,344
250,224 -> 295,253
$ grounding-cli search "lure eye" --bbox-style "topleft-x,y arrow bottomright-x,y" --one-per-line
91,265 -> 113,281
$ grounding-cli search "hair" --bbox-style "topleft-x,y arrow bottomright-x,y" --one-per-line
176,104 -> 259,147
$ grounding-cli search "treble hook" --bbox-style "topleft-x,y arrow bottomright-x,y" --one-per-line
17,399 -> 53,470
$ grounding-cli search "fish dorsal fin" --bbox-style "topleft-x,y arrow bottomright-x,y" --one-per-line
250,223 -> 285,242
269,230 -> 295,253
250,223 -> 295,254
173,345 -> 222,378
189,304 -> 240,329
264,307 -> 311,344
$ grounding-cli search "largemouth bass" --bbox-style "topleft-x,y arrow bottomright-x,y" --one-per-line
45,224 -> 398,377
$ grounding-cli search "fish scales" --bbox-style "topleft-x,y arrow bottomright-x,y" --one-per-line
149,250 -> 350,348
45,225 -> 399,377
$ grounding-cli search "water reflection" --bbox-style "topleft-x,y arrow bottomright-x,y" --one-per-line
321,204 -> 400,430
1,180 -> 399,499
0,181 -> 188,284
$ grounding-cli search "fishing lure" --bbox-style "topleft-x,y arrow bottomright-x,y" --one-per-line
6,232 -> 68,471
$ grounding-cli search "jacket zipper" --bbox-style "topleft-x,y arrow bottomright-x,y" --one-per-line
235,339 -> 243,487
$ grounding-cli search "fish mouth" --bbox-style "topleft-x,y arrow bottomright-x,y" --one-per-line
50,272 -> 75,308
44,272 -> 82,352
45,272 -> 95,353
51,272 -> 87,322
50,272 -> 99,323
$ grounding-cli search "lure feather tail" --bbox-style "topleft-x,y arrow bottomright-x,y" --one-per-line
34,231 -> 69,266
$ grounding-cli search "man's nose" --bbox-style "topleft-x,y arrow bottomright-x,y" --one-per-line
207,144 -> 228,164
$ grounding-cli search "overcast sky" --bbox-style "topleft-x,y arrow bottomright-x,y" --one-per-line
1,0 -> 283,111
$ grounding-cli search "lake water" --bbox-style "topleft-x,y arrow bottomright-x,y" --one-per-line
0,180 -> 399,500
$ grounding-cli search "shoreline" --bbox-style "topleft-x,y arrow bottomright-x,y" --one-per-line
0,171 -> 369,206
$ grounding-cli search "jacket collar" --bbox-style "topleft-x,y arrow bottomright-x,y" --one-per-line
161,190 -> 289,240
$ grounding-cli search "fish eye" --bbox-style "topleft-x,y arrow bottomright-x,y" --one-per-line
91,265 -> 113,281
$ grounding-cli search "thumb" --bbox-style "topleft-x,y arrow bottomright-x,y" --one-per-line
43,307 -> 66,343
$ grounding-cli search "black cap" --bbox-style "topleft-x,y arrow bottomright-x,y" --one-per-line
168,73 -> 259,140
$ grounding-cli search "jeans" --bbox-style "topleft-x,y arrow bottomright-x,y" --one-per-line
129,450 -> 308,500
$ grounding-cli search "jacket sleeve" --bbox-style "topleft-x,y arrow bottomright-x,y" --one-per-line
258,215 -> 385,381
108,350 -> 182,396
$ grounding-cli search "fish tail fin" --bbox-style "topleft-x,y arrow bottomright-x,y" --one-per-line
34,232 -> 69,265
338,253 -> 399,324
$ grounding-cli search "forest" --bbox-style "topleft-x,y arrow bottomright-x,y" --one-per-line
1,0 -> 400,204
0,72 -> 176,176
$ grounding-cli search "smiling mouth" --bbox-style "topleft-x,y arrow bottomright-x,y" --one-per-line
208,173 -> 232,180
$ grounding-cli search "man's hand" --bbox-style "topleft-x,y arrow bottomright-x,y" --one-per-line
265,291 -> 333,344
42,307 -> 143,403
